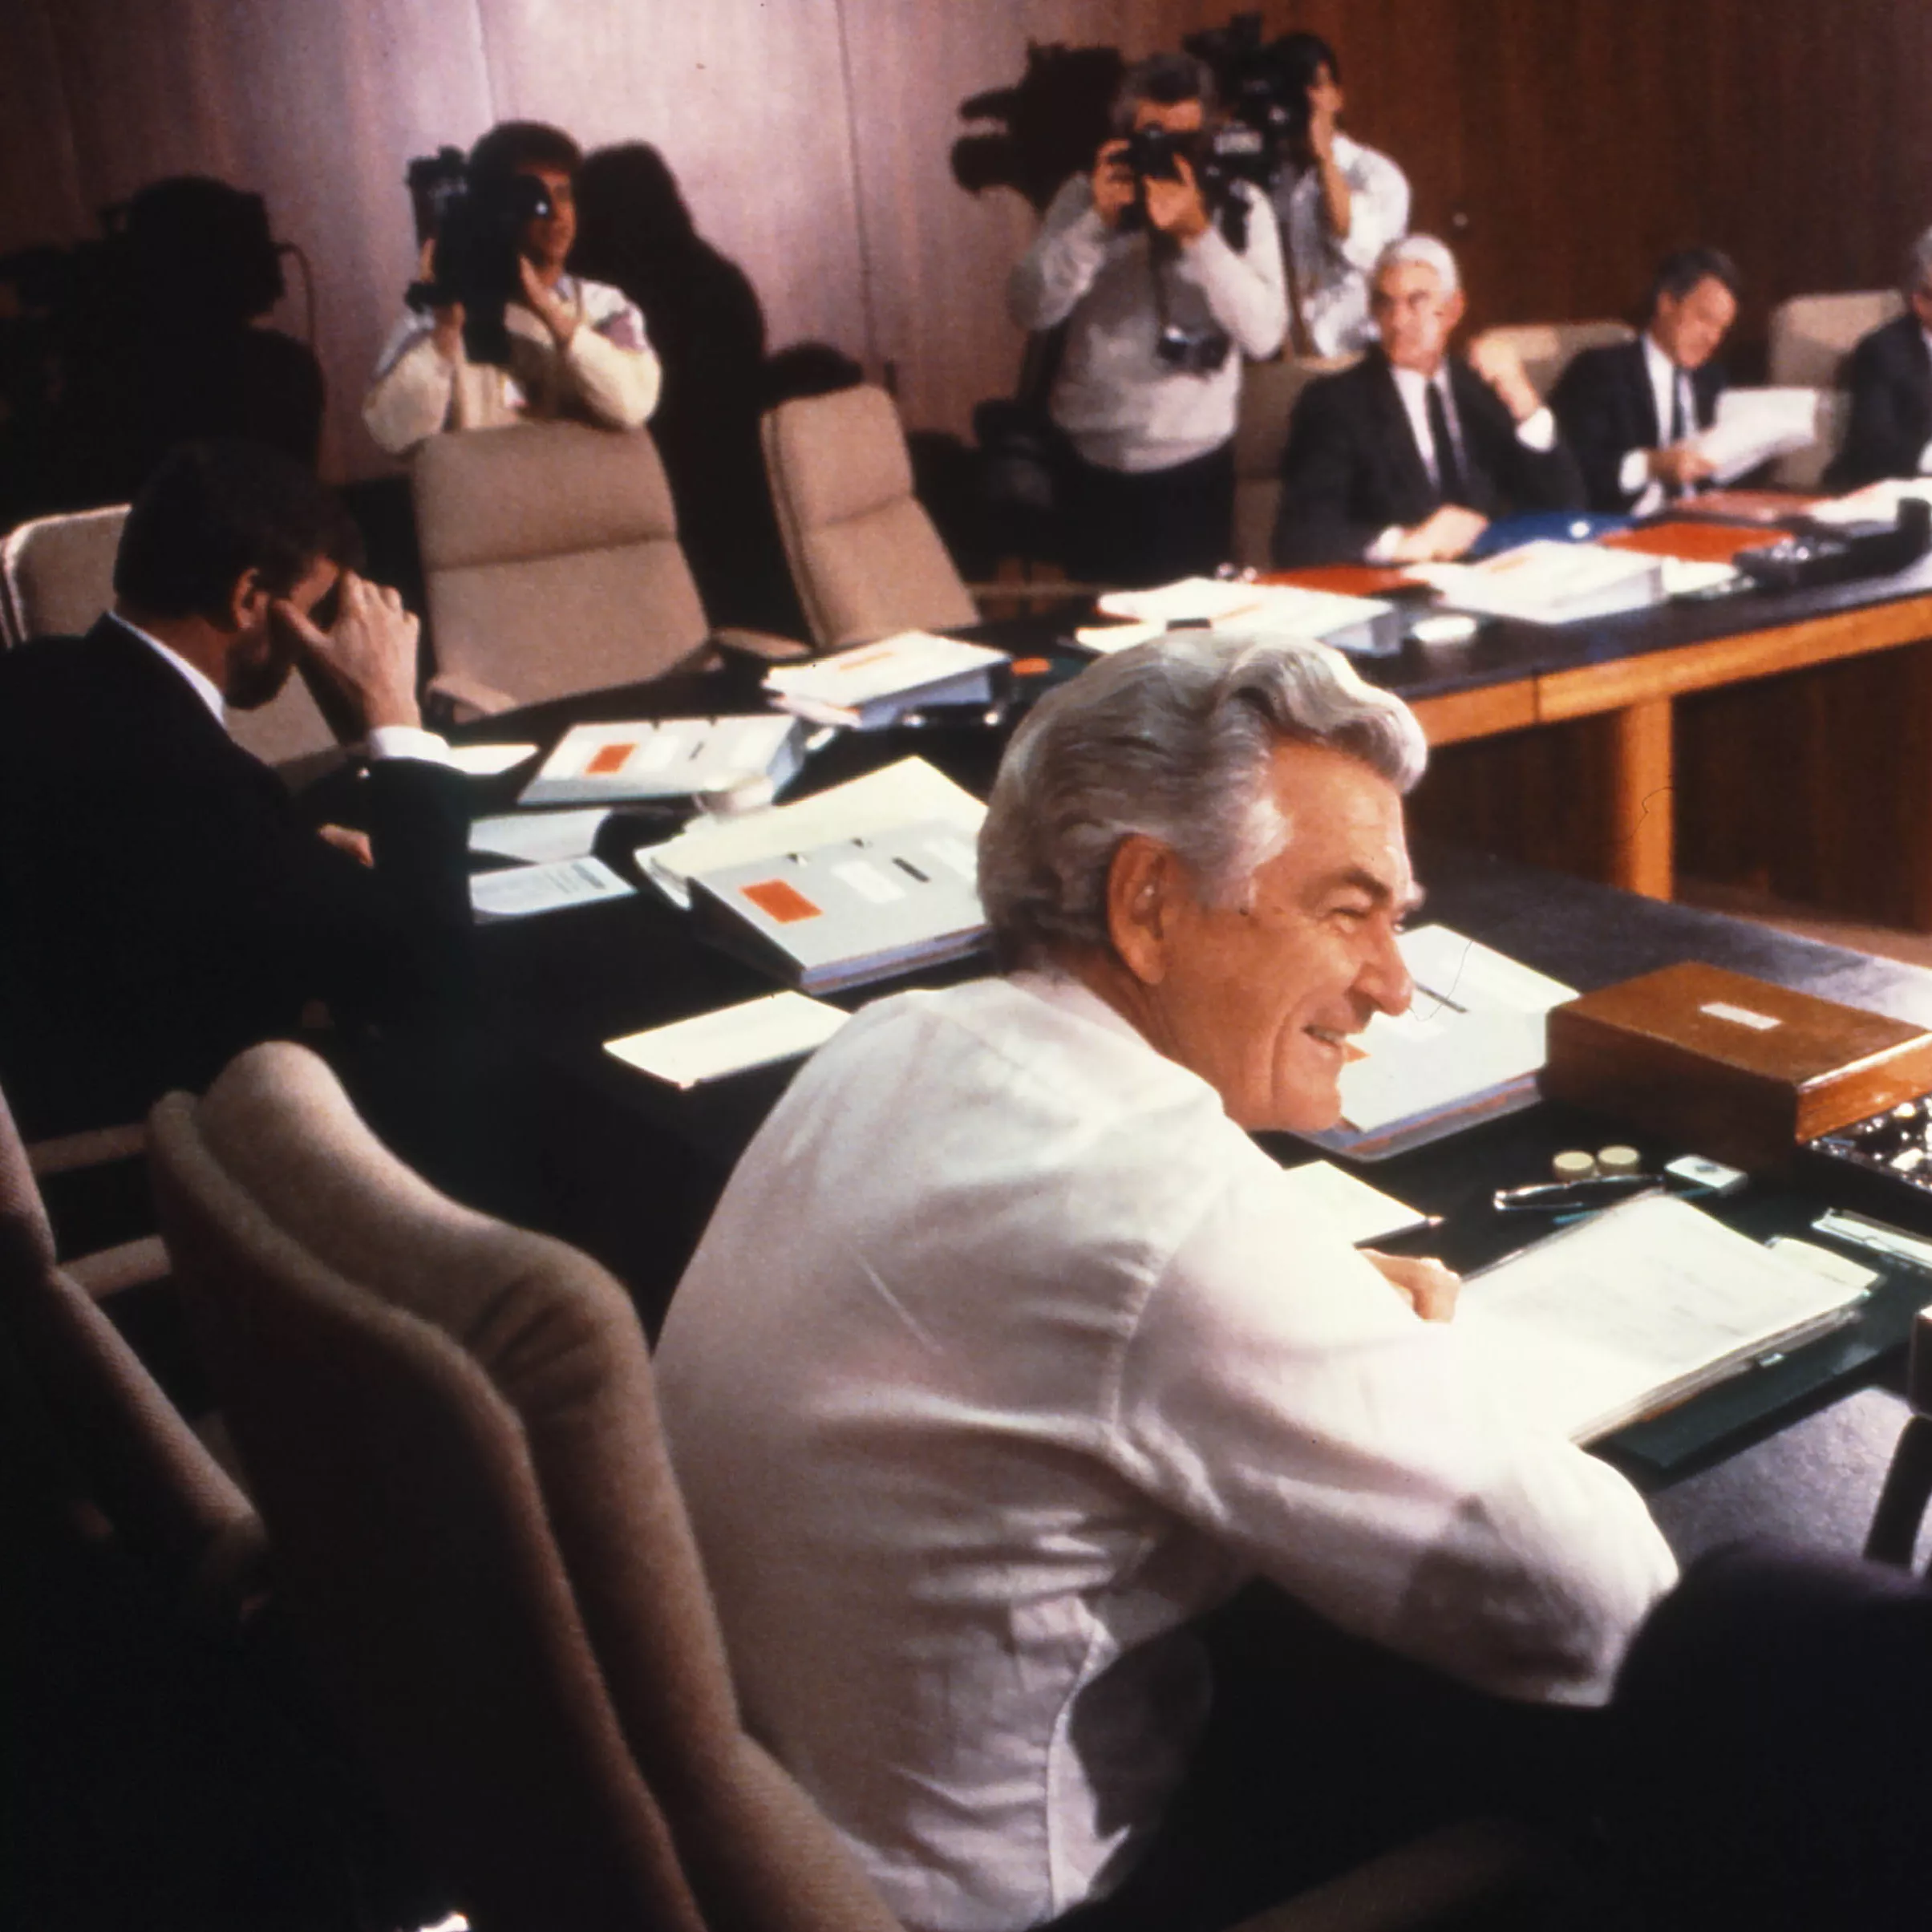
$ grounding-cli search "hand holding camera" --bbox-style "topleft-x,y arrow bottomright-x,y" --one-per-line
1089,140 -> 1138,229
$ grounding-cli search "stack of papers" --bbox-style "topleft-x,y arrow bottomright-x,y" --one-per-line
520,715 -> 806,806
1689,387 -> 1820,483
1456,1193 -> 1868,1443
763,632 -> 1007,728
636,755 -> 985,909
1411,541 -> 1666,625
471,855 -> 634,921
606,991 -> 849,1088
1089,578 -> 1402,656
470,808 -> 610,865
1307,926 -> 1575,1159
689,818 -> 986,993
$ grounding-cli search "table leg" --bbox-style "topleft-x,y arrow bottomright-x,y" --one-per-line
1606,697 -> 1674,899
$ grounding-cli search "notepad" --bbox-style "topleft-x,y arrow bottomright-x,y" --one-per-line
605,991 -> 850,1088
1455,1193 -> 1868,1444
470,856 -> 634,920
763,632 -> 1007,728
469,808 -> 610,865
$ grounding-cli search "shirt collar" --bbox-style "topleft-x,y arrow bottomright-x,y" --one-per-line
1388,358 -> 1451,405
1642,332 -> 1679,387
108,611 -> 226,727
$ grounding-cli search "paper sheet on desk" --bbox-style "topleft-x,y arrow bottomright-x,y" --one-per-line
1336,926 -> 1574,1135
470,808 -> 610,865
1454,1193 -> 1868,1443
446,742 -> 538,777
1278,1161 -> 1430,1245
638,756 -> 984,908
606,991 -> 849,1088
471,856 -> 632,920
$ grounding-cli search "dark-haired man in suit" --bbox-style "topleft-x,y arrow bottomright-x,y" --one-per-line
1825,229 -> 1932,492
1271,234 -> 1583,566
1552,246 -> 1739,514
0,439 -> 471,1137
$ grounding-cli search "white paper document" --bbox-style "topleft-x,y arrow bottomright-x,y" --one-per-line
763,632 -> 1007,725
1455,1193 -> 1868,1444
1072,620 -> 1165,654
1810,476 -> 1932,528
470,855 -> 634,920
1335,925 -> 1575,1136
638,755 -> 986,908
1092,580 -> 1399,654
1095,577 -> 1277,626
1278,1161 -> 1431,1246
605,991 -> 849,1088
1411,542 -> 1666,625
445,742 -> 539,777
1690,387 -> 1820,484
520,715 -> 804,805
469,808 -> 610,865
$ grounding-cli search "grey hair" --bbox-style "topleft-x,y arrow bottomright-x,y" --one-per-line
1374,233 -> 1461,298
978,633 -> 1427,970
1906,226 -> 1932,295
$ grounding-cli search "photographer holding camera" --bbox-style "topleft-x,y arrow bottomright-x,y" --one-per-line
1008,53 -> 1286,587
363,120 -> 661,457
1266,33 -> 1410,358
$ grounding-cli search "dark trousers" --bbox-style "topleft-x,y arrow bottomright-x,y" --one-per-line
1048,1582 -> 1607,1932
1059,439 -> 1236,590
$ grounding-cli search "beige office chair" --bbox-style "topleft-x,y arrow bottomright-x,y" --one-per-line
149,1040 -> 1549,1932
1469,320 -> 1635,403
1232,353 -> 1361,571
0,502 -> 341,772
413,419 -> 803,719
1766,290 -> 1906,489
0,1077 -> 265,1631
761,383 -> 978,650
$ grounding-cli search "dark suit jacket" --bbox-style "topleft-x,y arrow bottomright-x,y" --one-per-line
0,617 -> 472,1136
1271,350 -> 1586,566
1825,312 -> 1932,492
1550,338 -> 1726,512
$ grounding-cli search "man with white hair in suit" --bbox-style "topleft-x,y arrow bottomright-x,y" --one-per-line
1273,233 -> 1584,566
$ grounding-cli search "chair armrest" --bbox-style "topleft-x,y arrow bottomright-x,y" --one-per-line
425,669 -> 519,723
27,1121 -> 147,1178
64,1234 -> 171,1302
710,626 -> 812,663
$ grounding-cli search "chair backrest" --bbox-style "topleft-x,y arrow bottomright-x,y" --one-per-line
1767,290 -> 1905,390
0,504 -> 128,647
1473,319 -> 1637,401
1231,352 -> 1361,570
0,1080 -> 264,1626
0,503 -> 339,769
761,384 -> 978,650
413,421 -> 711,710
148,1042 -> 899,1932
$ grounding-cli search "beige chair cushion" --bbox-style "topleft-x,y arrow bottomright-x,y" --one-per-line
762,386 -> 977,650
1472,320 -> 1636,402
1767,290 -> 1905,389
0,504 -> 127,646
1232,354 -> 1361,571
413,420 -> 709,707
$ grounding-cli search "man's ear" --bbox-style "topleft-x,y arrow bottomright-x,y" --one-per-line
1105,835 -> 1179,986
224,568 -> 273,635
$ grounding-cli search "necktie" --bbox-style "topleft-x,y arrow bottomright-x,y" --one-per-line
1669,374 -> 1687,446
1426,381 -> 1468,508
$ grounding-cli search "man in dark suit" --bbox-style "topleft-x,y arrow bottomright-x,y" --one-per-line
0,440 -> 471,1137
1551,246 -> 1739,513
1272,234 -> 1584,566
1825,230 -> 1932,492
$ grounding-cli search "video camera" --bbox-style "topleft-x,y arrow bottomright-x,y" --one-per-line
403,146 -> 553,367
1178,13 -> 1319,196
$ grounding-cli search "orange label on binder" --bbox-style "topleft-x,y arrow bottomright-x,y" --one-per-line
741,878 -> 823,924
585,742 -> 637,776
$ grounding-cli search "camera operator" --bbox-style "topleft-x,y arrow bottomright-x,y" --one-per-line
363,120 -> 661,457
1266,33 -> 1410,358
1008,53 -> 1286,587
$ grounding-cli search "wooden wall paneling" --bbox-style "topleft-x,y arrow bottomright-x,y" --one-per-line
0,0 -> 89,257
38,0 -> 496,484
474,0 -> 869,371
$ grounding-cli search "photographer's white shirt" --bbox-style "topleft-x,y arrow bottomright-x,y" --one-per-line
362,273 -> 659,456
1010,177 -> 1287,474
1270,132 -> 1412,357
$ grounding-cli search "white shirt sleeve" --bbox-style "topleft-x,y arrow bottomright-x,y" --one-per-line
561,284 -> 662,427
1111,1171 -> 1679,1706
1618,447 -> 1653,496
367,724 -> 452,766
1175,188 -> 1288,361
1326,139 -> 1410,274
1517,405 -> 1557,452
1008,175 -> 1114,332
362,312 -> 458,456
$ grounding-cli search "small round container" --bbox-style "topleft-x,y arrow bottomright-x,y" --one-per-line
694,771 -> 777,818
1596,1144 -> 1642,1177
1552,1149 -> 1598,1182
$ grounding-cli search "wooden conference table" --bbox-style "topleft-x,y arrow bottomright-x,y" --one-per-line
1337,540 -> 1932,911
446,657 -> 1932,1495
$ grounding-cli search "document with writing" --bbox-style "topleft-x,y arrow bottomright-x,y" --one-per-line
605,991 -> 849,1088
470,856 -> 634,921
1454,1193 -> 1868,1444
